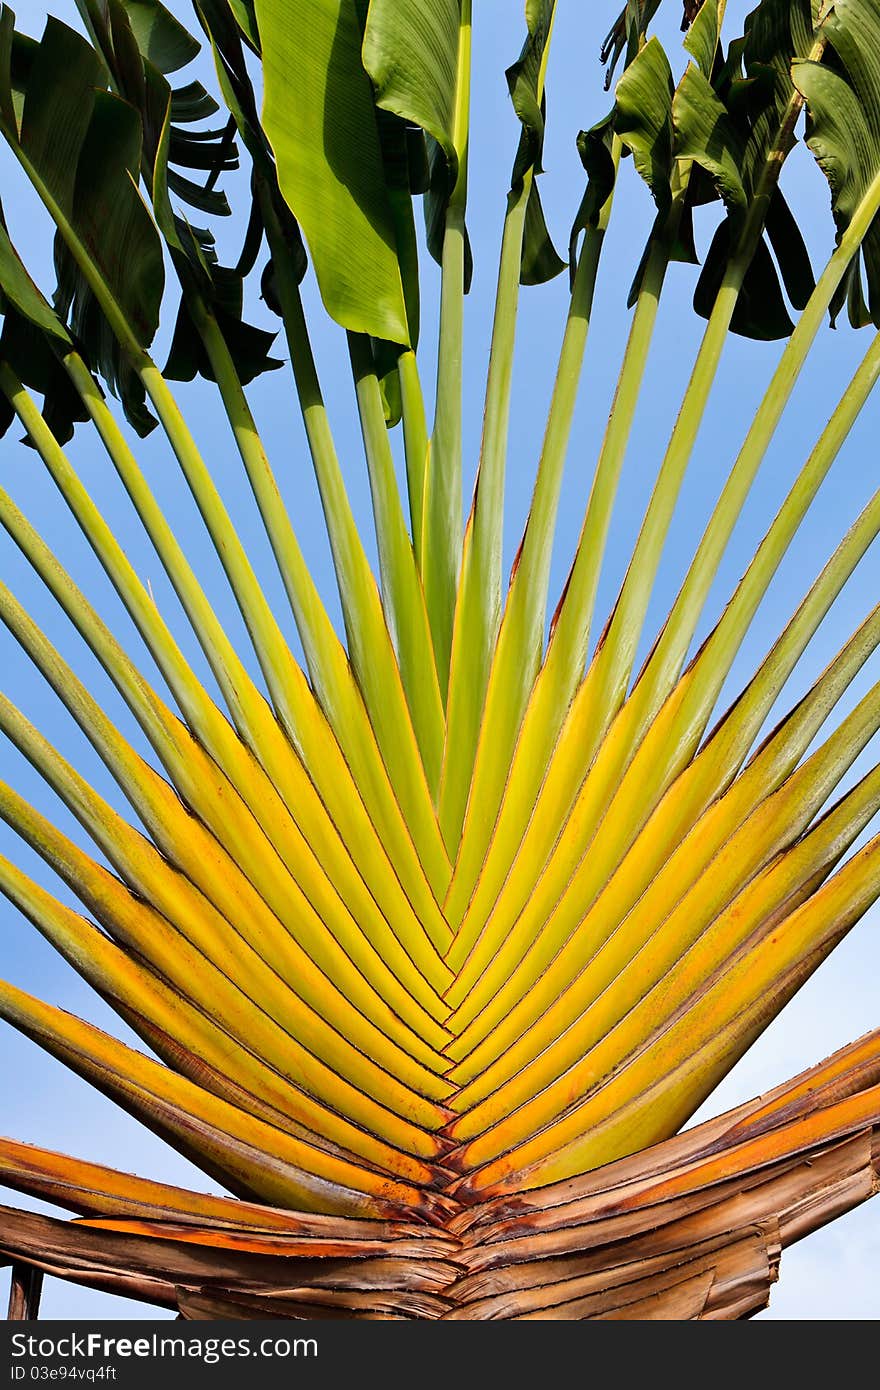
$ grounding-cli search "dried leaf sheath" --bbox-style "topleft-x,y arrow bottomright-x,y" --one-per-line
1,1032 -> 878,1318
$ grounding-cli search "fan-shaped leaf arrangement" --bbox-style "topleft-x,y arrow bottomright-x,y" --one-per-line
0,0 -> 878,1319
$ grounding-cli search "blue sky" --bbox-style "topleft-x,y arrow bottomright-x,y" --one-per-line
0,0 -> 878,1319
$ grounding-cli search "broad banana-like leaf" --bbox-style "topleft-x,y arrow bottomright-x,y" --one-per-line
255,0 -> 409,343
363,0 -> 471,274
76,0 -> 285,393
0,215 -> 68,342
597,1 -> 660,91
94,0 -> 200,73
672,64 -> 747,209
794,0 -> 880,326
691,0 -> 820,338
0,211 -> 86,442
0,14 -> 165,431
615,36 -> 675,219
507,0 -> 566,285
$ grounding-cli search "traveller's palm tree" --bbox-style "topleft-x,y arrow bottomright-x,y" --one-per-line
0,0 -> 879,1319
